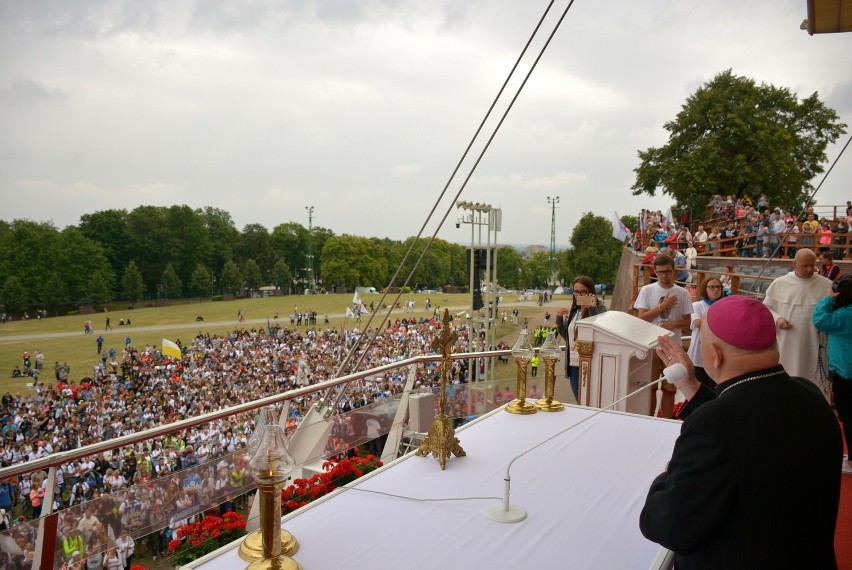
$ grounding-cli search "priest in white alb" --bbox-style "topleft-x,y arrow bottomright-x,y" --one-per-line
763,248 -> 831,391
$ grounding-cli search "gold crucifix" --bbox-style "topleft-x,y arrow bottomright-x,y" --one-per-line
416,309 -> 466,470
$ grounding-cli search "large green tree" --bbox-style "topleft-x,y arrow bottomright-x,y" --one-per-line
121,261 -> 145,303
125,206 -> 168,294
0,276 -> 28,313
521,251 -> 551,289
321,235 -> 388,289
161,264 -> 183,299
0,220 -> 114,308
271,258 -> 292,293
566,212 -> 623,285
271,223 -> 308,283
219,260 -> 243,294
632,70 -> 846,213
244,259 -> 263,291
236,224 -> 274,283
197,207 -> 239,277
78,209 -> 131,278
190,264 -> 213,298
163,205 -> 210,287
495,246 -> 523,289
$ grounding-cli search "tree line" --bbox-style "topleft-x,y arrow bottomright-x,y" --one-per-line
0,206 -> 626,315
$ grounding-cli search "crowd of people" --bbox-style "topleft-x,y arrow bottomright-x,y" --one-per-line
636,199 -> 852,263
0,314 -> 481,568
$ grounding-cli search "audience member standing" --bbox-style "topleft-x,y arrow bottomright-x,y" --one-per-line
555,276 -> 607,401
763,249 -> 832,391
812,275 -> 852,473
634,254 -> 692,342
686,277 -> 724,389
819,251 -> 841,282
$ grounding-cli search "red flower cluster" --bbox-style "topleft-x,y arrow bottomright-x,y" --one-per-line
167,511 -> 248,557
282,454 -> 382,515
130,565 -> 149,570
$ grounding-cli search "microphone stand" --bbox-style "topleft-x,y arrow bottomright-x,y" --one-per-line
485,364 -> 687,523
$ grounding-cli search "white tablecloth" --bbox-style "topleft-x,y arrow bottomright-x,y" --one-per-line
194,404 -> 680,570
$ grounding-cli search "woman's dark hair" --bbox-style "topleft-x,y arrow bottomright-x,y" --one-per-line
833,274 -> 852,310
699,277 -> 724,302
569,275 -> 597,314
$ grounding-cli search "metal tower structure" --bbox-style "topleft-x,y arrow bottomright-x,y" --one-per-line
547,196 -> 559,285
305,206 -> 315,292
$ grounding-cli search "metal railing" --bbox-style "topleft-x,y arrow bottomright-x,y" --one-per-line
0,348 -> 524,569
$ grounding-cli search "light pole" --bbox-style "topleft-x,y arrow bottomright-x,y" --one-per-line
456,201 -> 502,393
547,196 -> 559,286
305,206 -> 315,293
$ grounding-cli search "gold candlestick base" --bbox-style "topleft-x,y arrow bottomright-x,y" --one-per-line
506,398 -> 538,415
416,413 -> 466,470
239,529 -> 300,562
535,397 -> 565,412
246,554 -> 303,570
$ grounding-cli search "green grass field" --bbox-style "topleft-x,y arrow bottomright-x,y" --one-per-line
0,292 -> 555,395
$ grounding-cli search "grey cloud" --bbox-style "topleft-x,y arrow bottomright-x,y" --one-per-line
824,80 -> 852,118
0,78 -> 67,106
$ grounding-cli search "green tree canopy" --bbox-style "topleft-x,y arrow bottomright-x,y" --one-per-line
632,70 -> 846,213
236,224 -> 273,282
190,264 -> 213,298
219,260 -> 243,294
566,212 -> 623,285
39,272 -> 69,315
161,264 -> 183,299
495,246 -> 523,289
121,261 -> 145,303
198,207 -> 239,276
272,258 -> 292,293
78,209 -> 131,278
271,222 -> 308,282
521,251 -> 551,289
244,259 -> 263,291
1,276 -> 28,314
321,235 -> 388,289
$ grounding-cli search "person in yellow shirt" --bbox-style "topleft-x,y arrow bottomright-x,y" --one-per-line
530,354 -> 540,377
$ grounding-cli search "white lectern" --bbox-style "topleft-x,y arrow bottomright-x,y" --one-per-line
575,311 -> 672,414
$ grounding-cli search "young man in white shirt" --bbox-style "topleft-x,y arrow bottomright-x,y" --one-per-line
634,254 -> 692,342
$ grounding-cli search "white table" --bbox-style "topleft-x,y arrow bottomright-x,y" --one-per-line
193,404 -> 680,570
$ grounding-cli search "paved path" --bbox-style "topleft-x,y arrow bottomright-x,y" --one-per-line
0,301 -> 549,344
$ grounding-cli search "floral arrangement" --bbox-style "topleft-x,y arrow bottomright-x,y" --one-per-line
167,511 -> 247,567
130,565 -> 150,570
282,454 -> 383,514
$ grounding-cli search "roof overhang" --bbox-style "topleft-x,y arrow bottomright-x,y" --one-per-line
805,0 -> 852,34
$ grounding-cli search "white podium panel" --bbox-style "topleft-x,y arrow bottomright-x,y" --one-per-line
408,392 -> 436,433
193,405 -> 680,570
576,311 -> 671,415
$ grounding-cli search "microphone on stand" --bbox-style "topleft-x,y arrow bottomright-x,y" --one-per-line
485,363 -> 688,523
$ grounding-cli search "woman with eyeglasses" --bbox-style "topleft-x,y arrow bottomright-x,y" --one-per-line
687,277 -> 726,389
555,275 -> 607,402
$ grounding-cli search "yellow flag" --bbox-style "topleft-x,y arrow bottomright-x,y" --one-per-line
161,338 -> 182,359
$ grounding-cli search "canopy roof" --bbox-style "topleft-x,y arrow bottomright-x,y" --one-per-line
806,0 -> 852,34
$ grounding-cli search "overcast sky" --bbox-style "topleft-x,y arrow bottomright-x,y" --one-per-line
1,0 -> 850,248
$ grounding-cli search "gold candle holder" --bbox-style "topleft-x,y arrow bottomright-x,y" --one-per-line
536,331 -> 564,412
241,406 -> 302,570
506,330 -> 537,415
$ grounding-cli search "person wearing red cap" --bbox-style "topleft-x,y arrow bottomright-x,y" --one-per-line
640,295 -> 841,569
